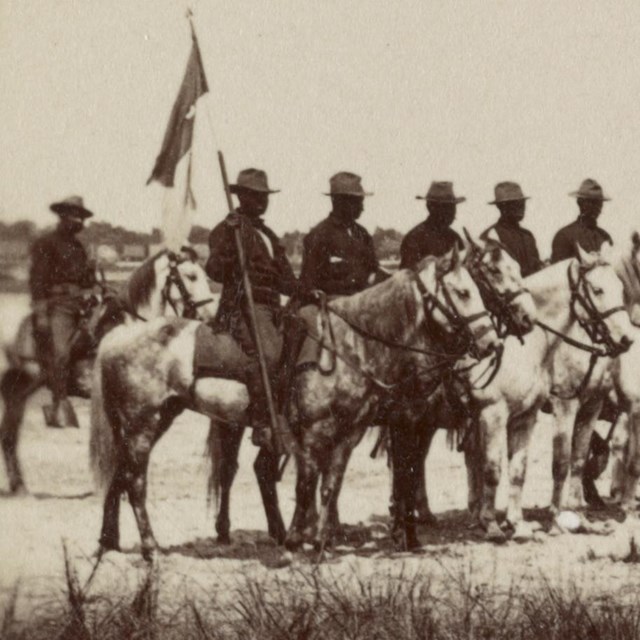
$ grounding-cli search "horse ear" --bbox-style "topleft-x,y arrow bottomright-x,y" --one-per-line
450,243 -> 462,272
599,240 -> 613,263
436,249 -> 453,276
575,242 -> 595,266
632,231 -> 640,252
486,228 -> 501,244
463,227 -> 480,251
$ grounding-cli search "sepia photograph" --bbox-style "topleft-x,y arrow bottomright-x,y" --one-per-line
3,1 -> 640,637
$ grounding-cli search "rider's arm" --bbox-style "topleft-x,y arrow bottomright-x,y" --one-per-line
206,222 -> 237,283
550,230 -> 571,264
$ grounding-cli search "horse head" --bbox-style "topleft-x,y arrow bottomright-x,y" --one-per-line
571,243 -> 634,354
416,245 -> 501,360
463,228 -> 537,339
154,250 -> 218,321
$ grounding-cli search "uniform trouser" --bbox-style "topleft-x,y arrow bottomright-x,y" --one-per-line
34,297 -> 81,403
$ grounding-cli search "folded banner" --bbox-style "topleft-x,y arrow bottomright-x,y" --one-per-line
147,27 -> 209,250
147,30 -> 208,187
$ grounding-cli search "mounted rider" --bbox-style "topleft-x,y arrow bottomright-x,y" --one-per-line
300,172 -> 388,296
481,182 -> 542,277
29,195 -> 96,428
551,179 -> 613,263
399,181 -> 465,269
206,168 -> 305,448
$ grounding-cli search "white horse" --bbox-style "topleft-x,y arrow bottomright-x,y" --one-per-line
465,245 -> 633,539
0,249 -> 216,494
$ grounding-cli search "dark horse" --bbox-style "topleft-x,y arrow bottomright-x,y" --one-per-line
0,250 -> 216,494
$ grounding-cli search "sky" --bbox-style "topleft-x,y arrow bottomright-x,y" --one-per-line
2,1 -> 640,259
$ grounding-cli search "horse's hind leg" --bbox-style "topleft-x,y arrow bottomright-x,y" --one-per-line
619,404 -> 640,521
0,369 -> 40,494
215,423 -> 243,544
99,464 -> 125,552
550,398 -> 579,513
610,412 -> 630,502
254,446 -> 286,544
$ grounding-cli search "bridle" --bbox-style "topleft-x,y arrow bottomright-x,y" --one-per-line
465,245 -> 530,343
162,251 -> 214,320
537,262 -> 630,399
413,268 -> 494,362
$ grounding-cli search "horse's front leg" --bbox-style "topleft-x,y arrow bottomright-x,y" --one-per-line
464,422 -> 484,523
316,425 -> 364,550
389,419 -> 420,550
414,416 -> 439,525
505,406 -> 539,540
620,403 -> 640,521
610,411 -> 630,502
566,395 -> 603,510
550,397 -> 580,513
478,404 -> 508,542
99,465 -> 124,552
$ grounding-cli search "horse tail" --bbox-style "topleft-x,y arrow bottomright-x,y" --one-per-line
205,418 -> 222,510
89,353 -> 118,492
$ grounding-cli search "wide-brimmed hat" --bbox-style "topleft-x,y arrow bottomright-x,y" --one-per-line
324,172 -> 372,197
569,178 -> 610,201
488,181 -> 530,205
50,195 -> 93,219
416,181 -> 466,204
229,168 -> 280,194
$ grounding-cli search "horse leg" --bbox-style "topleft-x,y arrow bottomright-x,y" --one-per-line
478,404 -> 508,542
566,396 -> 603,511
620,404 -> 640,521
505,407 -> 538,541
550,398 -> 579,514
0,369 -> 41,494
286,425 -> 323,551
214,423 -> 243,544
316,428 -> 362,549
389,419 -> 420,550
99,464 -> 125,552
464,422 -> 484,523
610,412 -> 630,502
414,417 -> 439,525
254,446 -> 286,544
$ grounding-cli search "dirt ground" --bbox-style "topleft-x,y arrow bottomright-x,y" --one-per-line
3,296 -> 640,618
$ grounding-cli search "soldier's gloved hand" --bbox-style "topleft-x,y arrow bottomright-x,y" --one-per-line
227,212 -> 242,228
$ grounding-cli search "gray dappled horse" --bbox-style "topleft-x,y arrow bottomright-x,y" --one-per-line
207,235 -> 535,549
0,250 -> 215,494
89,247 -> 500,559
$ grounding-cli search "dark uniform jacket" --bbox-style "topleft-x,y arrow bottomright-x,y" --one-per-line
551,215 -> 613,263
480,219 -> 542,277
29,229 -> 94,300
206,213 -> 299,318
300,212 -> 381,296
399,218 -> 463,270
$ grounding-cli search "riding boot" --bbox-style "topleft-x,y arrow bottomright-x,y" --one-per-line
245,364 -> 276,450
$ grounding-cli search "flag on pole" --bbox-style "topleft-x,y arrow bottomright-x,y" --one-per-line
147,26 -> 209,250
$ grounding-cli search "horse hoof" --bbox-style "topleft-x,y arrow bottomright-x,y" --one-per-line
555,510 -> 582,533
217,534 -> 231,545
512,522 -> 535,542
485,522 -> 507,543
284,533 -> 303,552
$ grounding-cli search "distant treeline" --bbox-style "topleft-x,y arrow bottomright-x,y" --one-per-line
0,221 -> 404,260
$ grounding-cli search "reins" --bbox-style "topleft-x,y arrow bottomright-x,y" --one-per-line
536,262 -> 629,399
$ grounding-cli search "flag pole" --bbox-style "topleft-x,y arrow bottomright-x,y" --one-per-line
218,151 -> 282,449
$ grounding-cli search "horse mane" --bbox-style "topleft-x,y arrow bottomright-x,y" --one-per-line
330,269 -> 421,344
122,250 -> 167,311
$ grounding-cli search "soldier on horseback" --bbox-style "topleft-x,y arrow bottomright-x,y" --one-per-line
399,181 -> 465,269
481,181 -> 542,277
29,195 -> 96,428
206,168 -> 305,449
300,172 -> 388,295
